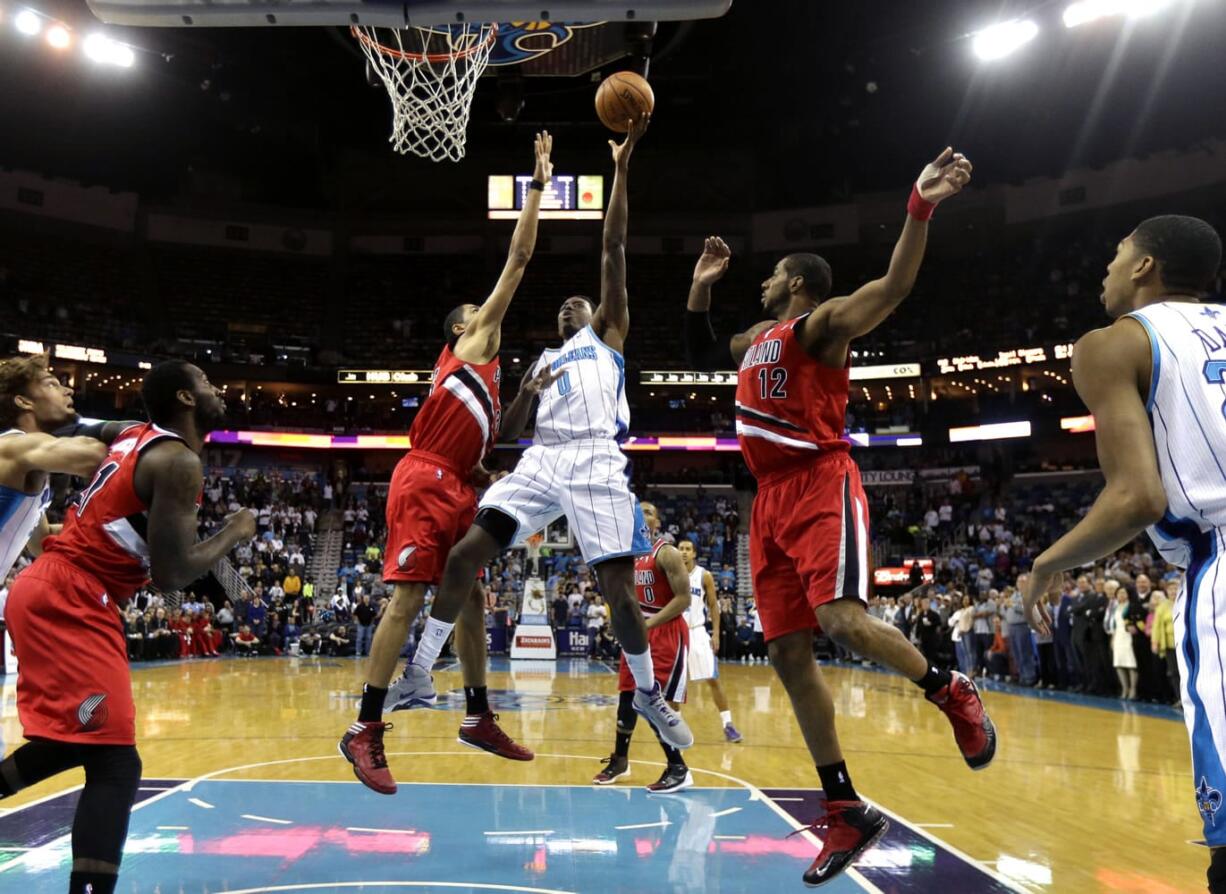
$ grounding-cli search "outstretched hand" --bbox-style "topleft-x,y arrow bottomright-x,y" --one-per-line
519,363 -> 565,396
534,130 -> 554,185
609,115 -> 650,167
1022,564 -> 1056,638
917,147 -> 973,204
693,236 -> 731,286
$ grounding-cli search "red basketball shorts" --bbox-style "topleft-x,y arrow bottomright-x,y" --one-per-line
750,453 -> 870,643
5,556 -> 135,746
383,452 -> 477,586
618,616 -> 690,703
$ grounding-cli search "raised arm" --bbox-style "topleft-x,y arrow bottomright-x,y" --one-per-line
0,431 -> 108,478
53,419 -> 143,446
457,132 -> 554,364
591,115 -> 650,354
683,235 -> 773,369
140,442 -> 257,592
1022,319 -> 1166,635
797,148 -> 972,355
644,544 -> 693,630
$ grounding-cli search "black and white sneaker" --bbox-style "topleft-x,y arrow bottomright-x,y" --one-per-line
646,764 -> 693,794
592,754 -> 630,785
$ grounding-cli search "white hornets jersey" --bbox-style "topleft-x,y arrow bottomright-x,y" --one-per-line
0,429 -> 52,581
533,325 -> 630,446
1129,301 -> 1226,567
685,565 -> 708,629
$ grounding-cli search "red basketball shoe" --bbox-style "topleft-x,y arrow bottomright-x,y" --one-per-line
458,712 -> 535,761
790,799 -> 888,887
926,671 -> 997,770
339,721 -> 397,795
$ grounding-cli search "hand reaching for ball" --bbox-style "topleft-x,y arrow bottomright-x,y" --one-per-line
610,115 -> 650,167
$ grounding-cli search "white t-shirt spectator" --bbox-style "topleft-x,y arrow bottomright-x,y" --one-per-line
566,591 -> 585,614
939,502 -> 953,523
586,602 -> 607,629
331,590 -> 351,613
304,509 -> 318,530
290,550 -> 306,567
924,510 -> 939,530
750,606 -> 763,633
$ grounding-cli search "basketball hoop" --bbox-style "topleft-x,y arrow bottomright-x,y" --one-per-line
351,22 -> 498,162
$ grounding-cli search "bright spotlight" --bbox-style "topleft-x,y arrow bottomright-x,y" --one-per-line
1064,0 -> 1174,27
84,33 -> 135,67
14,9 -> 42,36
972,19 -> 1040,61
46,24 -> 70,49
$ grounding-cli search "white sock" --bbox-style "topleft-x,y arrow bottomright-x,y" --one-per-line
625,648 -> 656,691
720,710 -> 733,725
412,617 -> 455,672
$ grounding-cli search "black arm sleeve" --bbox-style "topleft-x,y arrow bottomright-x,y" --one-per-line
53,420 -> 143,444
683,310 -> 735,371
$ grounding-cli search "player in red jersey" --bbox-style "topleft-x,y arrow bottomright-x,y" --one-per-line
340,133 -> 555,795
683,148 -> 994,887
592,501 -> 694,793
1,361 -> 255,894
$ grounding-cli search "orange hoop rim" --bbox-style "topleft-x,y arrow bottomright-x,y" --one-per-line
350,22 -> 499,64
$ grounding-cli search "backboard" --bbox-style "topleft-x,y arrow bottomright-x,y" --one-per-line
86,0 -> 733,30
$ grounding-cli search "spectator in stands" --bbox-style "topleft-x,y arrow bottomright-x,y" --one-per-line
125,608 -> 146,660
234,625 -> 259,657
551,593 -> 568,630
328,624 -> 352,656
718,564 -> 736,591
1005,580 -> 1037,686
914,595 -> 943,666
1153,580 -> 1179,706
146,607 -> 176,660
1109,586 -> 1139,700
1036,587 -> 1062,689
216,600 -> 235,642
248,590 -> 269,638
284,568 -> 302,601
300,624 -> 322,656
585,594 -> 608,659
971,591 -> 997,678
331,587 -> 352,621
192,612 -> 220,657
354,593 -> 376,657
949,595 -> 974,675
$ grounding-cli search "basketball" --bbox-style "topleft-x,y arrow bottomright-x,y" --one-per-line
595,71 -> 656,133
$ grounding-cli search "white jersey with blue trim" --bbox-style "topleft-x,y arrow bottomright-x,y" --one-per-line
532,325 -> 629,445
1128,300 -> 1226,567
685,565 -> 708,629
0,429 -> 52,582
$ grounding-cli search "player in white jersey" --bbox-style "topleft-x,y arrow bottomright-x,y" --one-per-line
0,355 -> 109,584
404,117 -> 692,751
1020,215 -> 1225,893
676,539 -> 742,742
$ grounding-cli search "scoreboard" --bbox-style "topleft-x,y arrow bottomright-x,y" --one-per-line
488,174 -> 604,221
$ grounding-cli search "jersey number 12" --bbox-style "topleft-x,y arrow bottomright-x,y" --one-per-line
758,367 -> 787,400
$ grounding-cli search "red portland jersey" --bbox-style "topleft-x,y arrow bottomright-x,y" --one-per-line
735,313 -> 850,483
634,539 -> 679,615
410,345 -> 501,472
42,423 -> 189,602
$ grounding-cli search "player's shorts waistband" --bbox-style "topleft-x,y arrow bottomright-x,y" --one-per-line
30,553 -> 111,594
532,438 -> 622,451
404,449 -> 464,477
756,450 -> 854,488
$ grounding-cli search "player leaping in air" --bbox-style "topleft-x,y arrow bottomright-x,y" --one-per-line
403,116 -> 693,753
340,133 -> 554,795
683,148 -> 993,887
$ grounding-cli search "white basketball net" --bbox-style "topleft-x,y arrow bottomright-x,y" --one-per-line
351,23 -> 498,162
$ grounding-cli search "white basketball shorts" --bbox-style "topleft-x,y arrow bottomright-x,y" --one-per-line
479,439 -> 645,565
687,626 -> 719,681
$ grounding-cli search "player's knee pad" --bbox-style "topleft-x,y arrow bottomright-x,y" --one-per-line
473,508 -> 517,551
74,746 -> 142,865
617,689 -> 638,734
1209,847 -> 1226,893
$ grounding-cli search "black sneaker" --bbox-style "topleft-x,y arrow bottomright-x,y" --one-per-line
646,764 -> 693,793
592,754 -> 630,785
790,800 -> 888,887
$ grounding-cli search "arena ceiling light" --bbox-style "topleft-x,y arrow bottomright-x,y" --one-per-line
45,23 -> 70,49
14,9 -> 42,35
1063,0 -> 1174,28
83,32 -> 135,67
971,19 -> 1040,61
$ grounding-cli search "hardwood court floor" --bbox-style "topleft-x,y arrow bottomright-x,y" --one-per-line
0,656 -> 1200,893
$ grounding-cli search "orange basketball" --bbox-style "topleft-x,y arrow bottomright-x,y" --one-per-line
595,71 -> 655,133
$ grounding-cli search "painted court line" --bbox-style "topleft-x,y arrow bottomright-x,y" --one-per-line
613,820 -> 672,831
710,807 -> 743,818
916,823 -> 956,828
156,826 -> 189,831
218,883 -> 578,894
713,835 -> 746,841
187,798 -> 214,809
242,814 -> 293,825
347,826 -> 418,835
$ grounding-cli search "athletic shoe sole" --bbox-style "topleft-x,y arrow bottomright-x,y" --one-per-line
456,735 -> 535,762
967,714 -> 998,771
337,740 -> 396,795
386,695 -> 437,712
646,771 -> 693,794
801,818 -> 890,888
592,767 -> 631,785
